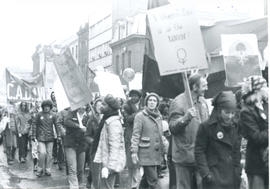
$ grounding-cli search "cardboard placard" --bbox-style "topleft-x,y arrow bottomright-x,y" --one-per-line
221,34 -> 261,87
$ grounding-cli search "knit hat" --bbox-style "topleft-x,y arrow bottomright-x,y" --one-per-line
145,92 -> 160,107
104,94 -> 120,110
212,91 -> 237,110
241,75 -> 267,99
41,100 -> 53,109
129,89 -> 142,98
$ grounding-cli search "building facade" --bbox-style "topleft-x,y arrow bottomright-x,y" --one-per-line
110,10 -> 147,75
88,14 -> 113,71
78,23 -> 89,80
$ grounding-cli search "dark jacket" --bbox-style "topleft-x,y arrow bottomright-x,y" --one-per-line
195,117 -> 241,189
86,112 -> 102,159
123,100 -> 142,168
240,103 -> 268,175
16,111 -> 31,135
130,110 -> 164,166
32,111 -> 59,142
3,115 -> 17,147
169,93 -> 209,165
63,110 -> 91,153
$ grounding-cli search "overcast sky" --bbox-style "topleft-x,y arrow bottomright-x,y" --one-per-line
0,0 -> 112,72
0,0 -> 265,72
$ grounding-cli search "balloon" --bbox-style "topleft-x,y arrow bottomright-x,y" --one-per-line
123,68 -> 135,82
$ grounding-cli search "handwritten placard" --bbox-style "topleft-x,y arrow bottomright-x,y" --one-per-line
147,2 -> 208,76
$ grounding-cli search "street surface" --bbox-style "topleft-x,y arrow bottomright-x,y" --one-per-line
0,146 -> 169,189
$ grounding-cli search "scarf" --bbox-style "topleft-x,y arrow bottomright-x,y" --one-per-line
91,110 -> 119,156
145,107 -> 161,119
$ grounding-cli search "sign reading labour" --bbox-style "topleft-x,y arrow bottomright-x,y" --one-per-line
147,2 -> 207,76
6,69 -> 45,102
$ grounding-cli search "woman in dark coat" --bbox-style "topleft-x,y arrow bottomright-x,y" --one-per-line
195,91 -> 241,189
240,76 -> 268,189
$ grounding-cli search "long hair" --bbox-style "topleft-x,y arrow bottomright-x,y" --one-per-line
19,102 -> 29,113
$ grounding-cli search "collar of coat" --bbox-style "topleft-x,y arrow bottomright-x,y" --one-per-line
205,112 -> 236,147
105,115 -> 120,125
142,109 -> 162,120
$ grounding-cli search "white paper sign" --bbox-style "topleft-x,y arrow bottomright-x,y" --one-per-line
94,71 -> 126,99
147,3 -> 208,76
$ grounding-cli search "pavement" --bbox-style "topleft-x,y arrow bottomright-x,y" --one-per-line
0,145 -> 169,189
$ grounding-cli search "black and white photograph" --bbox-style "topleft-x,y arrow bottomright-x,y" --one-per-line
0,0 -> 268,189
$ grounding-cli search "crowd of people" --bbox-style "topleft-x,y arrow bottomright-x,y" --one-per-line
0,73 -> 268,189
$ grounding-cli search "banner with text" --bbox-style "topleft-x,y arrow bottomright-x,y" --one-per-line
221,34 -> 262,87
54,48 -> 92,111
6,69 -> 45,102
147,2 -> 208,76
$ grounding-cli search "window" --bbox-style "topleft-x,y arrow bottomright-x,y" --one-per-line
75,45 -> 78,59
121,53 -> 125,73
72,47 -> 74,56
116,55 -> 120,75
128,51 -> 132,68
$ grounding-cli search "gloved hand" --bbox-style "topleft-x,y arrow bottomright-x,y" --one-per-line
101,167 -> 109,179
204,173 -> 214,183
131,153 -> 139,165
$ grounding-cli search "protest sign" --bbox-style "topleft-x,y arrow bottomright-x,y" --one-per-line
129,73 -> 142,90
54,48 -> 92,111
6,69 -> 45,102
147,2 -> 207,76
221,34 -> 262,87
94,71 -> 126,99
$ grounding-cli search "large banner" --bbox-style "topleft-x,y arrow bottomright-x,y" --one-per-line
147,2 -> 208,76
6,69 -> 45,102
221,34 -> 262,87
54,48 -> 92,111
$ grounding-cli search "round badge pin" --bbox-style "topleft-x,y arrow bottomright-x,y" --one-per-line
40,116 -> 44,120
261,113 -> 266,120
49,115 -> 53,119
217,131 -> 224,139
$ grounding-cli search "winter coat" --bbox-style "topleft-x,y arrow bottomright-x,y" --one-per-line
56,109 -> 69,137
16,111 -> 31,135
3,116 -> 17,147
169,93 -> 209,165
195,117 -> 241,189
32,111 -> 59,142
29,108 -> 40,138
94,115 -> 126,173
130,110 -> 164,166
86,112 -> 102,160
123,100 -> 142,168
63,110 -> 92,153
240,102 -> 268,175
